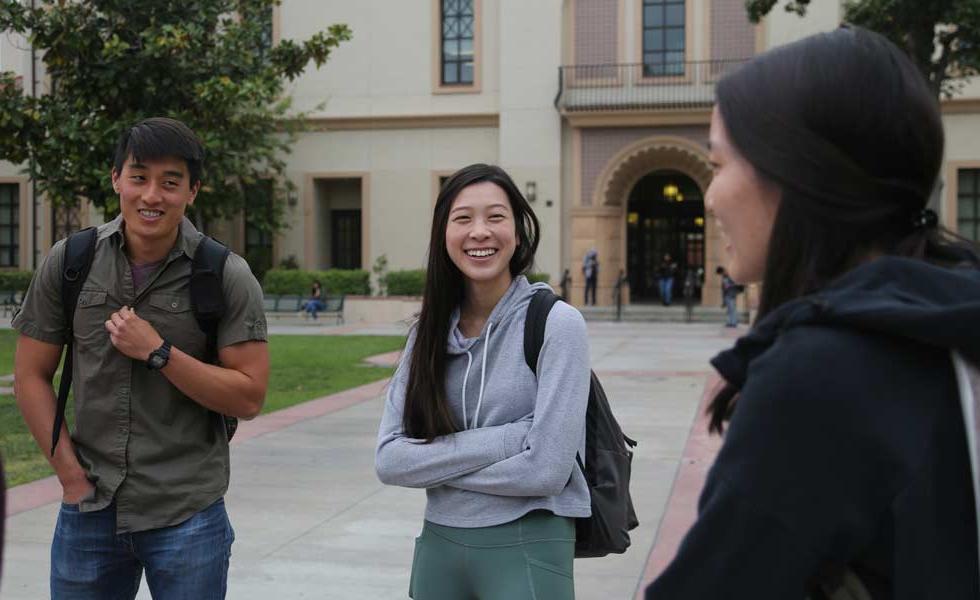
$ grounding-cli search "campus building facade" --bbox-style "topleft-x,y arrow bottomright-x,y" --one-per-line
2,0 -> 979,307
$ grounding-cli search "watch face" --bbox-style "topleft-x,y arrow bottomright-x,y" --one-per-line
148,354 -> 166,370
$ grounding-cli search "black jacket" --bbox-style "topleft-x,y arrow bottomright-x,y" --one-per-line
647,257 -> 980,599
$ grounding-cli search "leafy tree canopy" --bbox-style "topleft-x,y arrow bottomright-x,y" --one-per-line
0,0 -> 351,232
746,0 -> 979,97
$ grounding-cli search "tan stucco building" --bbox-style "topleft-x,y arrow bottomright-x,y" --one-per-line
3,0 -> 979,308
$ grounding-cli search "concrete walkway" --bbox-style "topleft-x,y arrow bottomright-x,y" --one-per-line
2,321 -> 738,599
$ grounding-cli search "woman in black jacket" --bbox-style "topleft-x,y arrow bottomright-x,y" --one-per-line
646,26 -> 980,599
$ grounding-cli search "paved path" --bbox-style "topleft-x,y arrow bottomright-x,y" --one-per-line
2,322 -> 739,599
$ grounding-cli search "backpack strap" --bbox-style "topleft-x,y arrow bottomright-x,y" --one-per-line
52,227 -> 98,455
523,289 -> 560,376
190,236 -> 230,363
523,288 -> 585,473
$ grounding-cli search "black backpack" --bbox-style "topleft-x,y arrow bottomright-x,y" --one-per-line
523,288 -> 639,558
51,226 -> 235,455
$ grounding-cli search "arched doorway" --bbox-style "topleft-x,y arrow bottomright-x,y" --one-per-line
569,135 -> 721,307
626,171 -> 705,302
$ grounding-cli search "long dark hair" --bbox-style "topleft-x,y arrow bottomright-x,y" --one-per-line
708,26 -> 979,432
403,164 -> 540,440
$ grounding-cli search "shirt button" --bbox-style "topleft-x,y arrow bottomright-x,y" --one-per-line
171,302 -> 178,309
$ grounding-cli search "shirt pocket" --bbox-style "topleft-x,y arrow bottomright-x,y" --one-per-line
146,293 -> 206,359
73,289 -> 111,351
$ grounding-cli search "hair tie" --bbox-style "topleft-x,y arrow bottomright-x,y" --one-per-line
912,208 -> 938,230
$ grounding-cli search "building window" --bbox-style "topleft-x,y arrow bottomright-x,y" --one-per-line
642,0 -> 685,77
959,168 -> 980,242
441,0 -> 474,85
258,4 -> 274,56
244,180 -> 274,277
0,184 -> 19,267
51,203 -> 81,244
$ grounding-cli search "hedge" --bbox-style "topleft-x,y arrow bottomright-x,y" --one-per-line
262,269 -> 371,296
386,270 -> 426,296
381,270 -> 549,297
0,270 -> 34,291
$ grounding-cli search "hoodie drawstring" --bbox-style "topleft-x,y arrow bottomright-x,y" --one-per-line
460,350 -> 474,429
471,322 -> 493,429
458,321 -> 494,430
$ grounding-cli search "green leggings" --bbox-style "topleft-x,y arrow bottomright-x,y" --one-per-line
409,510 -> 576,600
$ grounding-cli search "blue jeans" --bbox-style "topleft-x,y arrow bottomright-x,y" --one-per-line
304,299 -> 326,318
51,498 -> 234,600
659,277 -> 674,305
724,295 -> 739,326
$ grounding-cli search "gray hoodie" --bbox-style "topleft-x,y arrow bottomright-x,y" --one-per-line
375,276 -> 592,528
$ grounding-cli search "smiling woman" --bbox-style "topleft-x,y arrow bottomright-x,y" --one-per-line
375,164 -> 592,599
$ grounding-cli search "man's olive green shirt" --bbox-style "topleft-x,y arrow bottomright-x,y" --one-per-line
13,216 -> 267,533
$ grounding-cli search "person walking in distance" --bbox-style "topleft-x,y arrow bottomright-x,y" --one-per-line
646,27 -> 980,598
13,118 -> 269,600
716,266 -> 742,327
376,163 -> 591,599
582,248 -> 598,305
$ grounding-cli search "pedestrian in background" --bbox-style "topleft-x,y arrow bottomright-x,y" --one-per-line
376,163 -> 591,599
303,279 -> 326,319
657,253 -> 677,306
648,27 -> 980,598
583,248 -> 598,305
560,268 -> 571,301
716,266 -> 742,327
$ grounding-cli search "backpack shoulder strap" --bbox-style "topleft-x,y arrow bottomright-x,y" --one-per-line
61,227 -> 98,330
190,236 -> 231,363
51,226 -> 98,454
523,288 -> 561,376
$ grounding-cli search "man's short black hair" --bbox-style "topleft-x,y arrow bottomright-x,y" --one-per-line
113,117 -> 205,187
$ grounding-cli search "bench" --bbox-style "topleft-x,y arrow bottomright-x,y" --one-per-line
0,290 -> 23,318
262,294 -> 345,325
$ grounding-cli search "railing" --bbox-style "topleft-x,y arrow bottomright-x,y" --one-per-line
555,59 -> 748,112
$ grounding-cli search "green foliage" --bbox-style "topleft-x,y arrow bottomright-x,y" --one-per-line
385,269 -> 426,296
0,0 -> 351,230
744,0 -> 979,97
372,254 -> 389,296
322,269 -> 371,296
527,272 -> 551,285
0,270 -> 33,291
262,269 -> 370,296
278,255 -> 300,270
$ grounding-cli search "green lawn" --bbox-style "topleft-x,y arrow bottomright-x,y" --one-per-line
0,329 -> 15,376
0,334 -> 405,487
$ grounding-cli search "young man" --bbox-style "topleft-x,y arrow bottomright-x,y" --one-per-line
13,117 -> 269,599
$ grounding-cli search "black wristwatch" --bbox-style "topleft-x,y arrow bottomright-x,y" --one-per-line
146,340 -> 172,371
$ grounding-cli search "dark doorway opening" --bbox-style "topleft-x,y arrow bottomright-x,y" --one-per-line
331,209 -> 362,269
626,170 -> 705,303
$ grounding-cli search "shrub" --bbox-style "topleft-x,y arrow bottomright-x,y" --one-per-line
386,269 -> 426,296
322,269 -> 371,295
0,270 -> 34,291
262,269 -> 370,296
527,272 -> 550,284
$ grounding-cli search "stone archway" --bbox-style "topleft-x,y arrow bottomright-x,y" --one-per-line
570,135 -> 723,307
